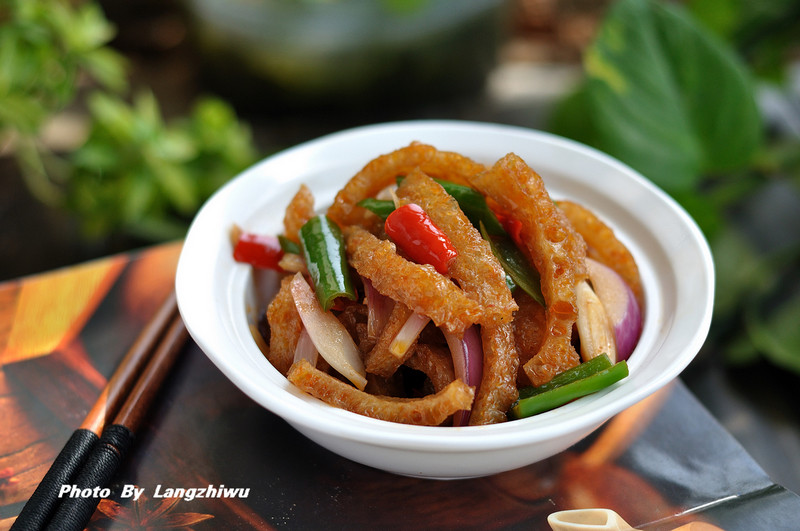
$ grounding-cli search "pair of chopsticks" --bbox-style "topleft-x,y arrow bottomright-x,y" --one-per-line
12,292 -> 188,531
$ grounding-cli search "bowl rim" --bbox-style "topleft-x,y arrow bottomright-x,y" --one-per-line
176,119 -> 715,452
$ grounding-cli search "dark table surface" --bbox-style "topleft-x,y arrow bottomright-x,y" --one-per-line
1,243 -> 800,530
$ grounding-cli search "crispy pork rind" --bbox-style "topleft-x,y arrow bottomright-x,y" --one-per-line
421,149 -> 487,187
405,344 -> 456,393
364,372 -> 405,397
345,226 -> 483,336
558,200 -> 644,307
283,184 -> 315,244
395,169 -> 517,327
364,302 -> 415,378
512,291 -> 547,387
337,302 -> 372,354
277,253 -> 307,274
466,154 -> 587,386
327,143 -> 486,229
469,323 -> 519,425
266,276 -> 303,375
287,359 -> 474,426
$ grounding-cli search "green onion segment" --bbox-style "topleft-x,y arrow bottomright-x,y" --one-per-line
357,198 -> 395,220
278,234 -> 301,254
518,354 -> 613,400
509,358 -> 629,419
480,222 -> 545,306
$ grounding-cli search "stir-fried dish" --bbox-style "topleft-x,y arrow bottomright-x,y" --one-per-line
232,143 -> 643,426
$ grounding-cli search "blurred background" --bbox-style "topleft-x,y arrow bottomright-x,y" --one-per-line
2,0 -> 799,492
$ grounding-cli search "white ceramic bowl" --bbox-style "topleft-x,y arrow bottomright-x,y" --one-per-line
176,120 -> 714,479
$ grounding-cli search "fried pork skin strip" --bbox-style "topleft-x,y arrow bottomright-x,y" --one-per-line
405,344 -> 456,393
287,359 -> 474,426
396,169 -> 517,327
467,154 -> 587,386
558,200 -> 644,307
337,303 -> 372,354
364,302 -> 415,378
512,291 -> 547,387
266,276 -> 303,375
345,226 -> 483,336
469,323 -> 519,425
364,372 -> 404,397
283,184 -> 315,244
327,143 -> 486,228
420,149 -> 488,187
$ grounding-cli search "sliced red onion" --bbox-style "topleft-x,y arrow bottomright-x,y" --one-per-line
444,326 -> 483,426
363,277 -> 393,340
293,328 -> 319,365
388,312 -> 431,358
290,273 -> 367,390
585,258 -> 643,361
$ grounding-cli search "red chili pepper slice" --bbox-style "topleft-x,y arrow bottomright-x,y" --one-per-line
384,203 -> 457,275
233,232 -> 284,270
494,211 -> 524,248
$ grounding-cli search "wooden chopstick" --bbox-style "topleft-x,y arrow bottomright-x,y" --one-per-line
79,292 -> 180,436
46,312 -> 188,530
11,292 -> 185,531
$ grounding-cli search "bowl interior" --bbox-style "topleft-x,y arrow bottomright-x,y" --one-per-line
175,120 -> 714,473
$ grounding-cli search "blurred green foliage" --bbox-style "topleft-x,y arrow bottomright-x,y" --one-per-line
686,0 -> 800,81
0,0 -> 259,240
550,0 -> 800,373
68,92 -> 257,240
4,0 -> 799,374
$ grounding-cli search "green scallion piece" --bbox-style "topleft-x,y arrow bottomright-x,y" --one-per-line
517,354 -> 613,400
434,179 -> 505,235
509,360 -> 629,419
480,221 -> 545,306
357,198 -> 395,220
278,235 -> 301,255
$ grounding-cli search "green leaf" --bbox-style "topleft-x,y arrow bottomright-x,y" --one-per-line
125,215 -> 189,242
732,0 -> 800,81
88,92 -> 135,143
710,226 -> 767,318
61,2 -> 117,52
686,0 -> 741,38
150,159 -> 197,214
548,85 -> 599,149
669,188 -> 725,239
723,332 -> 760,366
0,32 -> 19,93
70,138 -> 119,171
745,288 -> 800,373
381,0 -> 429,15
133,91 -> 163,132
690,0 -> 800,81
155,129 -> 196,162
80,48 -> 128,93
0,93 -> 47,133
564,0 -> 762,193
122,170 -> 156,224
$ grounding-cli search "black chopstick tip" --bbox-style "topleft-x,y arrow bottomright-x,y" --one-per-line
44,426 -> 135,530
10,429 -> 99,531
